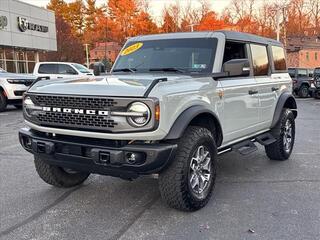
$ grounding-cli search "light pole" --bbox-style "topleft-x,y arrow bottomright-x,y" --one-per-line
84,43 -> 90,67
187,23 -> 199,32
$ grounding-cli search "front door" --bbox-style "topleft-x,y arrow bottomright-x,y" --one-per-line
219,42 -> 260,144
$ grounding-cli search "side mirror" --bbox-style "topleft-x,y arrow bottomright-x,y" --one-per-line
223,59 -> 250,77
93,64 -> 101,76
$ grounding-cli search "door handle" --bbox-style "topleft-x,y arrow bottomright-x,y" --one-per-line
248,90 -> 258,95
57,77 -> 63,79
271,87 -> 279,92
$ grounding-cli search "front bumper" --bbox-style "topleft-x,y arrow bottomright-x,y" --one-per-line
19,128 -> 177,179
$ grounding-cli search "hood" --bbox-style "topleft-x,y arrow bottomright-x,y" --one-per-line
28,73 -> 193,97
0,72 -> 36,80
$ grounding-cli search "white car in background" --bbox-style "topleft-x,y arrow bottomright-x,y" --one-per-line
33,62 -> 94,79
0,67 -> 36,112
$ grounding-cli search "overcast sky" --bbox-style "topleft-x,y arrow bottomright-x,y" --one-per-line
20,0 -> 231,22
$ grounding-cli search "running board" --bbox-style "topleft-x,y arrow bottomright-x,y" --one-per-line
232,140 -> 258,155
255,133 -> 276,146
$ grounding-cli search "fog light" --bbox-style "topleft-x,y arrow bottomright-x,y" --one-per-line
125,152 -> 145,165
24,137 -> 32,150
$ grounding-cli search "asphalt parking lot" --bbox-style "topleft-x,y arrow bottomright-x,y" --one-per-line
0,98 -> 319,240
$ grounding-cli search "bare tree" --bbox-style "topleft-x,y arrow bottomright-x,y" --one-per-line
308,0 -> 320,32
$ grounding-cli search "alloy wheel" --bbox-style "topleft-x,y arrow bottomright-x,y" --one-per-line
283,119 -> 293,152
189,145 -> 212,198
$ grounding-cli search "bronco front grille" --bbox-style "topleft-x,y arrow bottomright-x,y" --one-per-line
36,112 -> 118,129
25,94 -> 157,133
33,95 -> 117,109
29,94 -> 121,132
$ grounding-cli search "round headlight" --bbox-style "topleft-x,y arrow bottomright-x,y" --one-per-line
127,102 -> 151,127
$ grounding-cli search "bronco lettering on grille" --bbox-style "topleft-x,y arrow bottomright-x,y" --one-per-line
42,107 -> 109,116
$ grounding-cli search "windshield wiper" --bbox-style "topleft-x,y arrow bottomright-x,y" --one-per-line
149,67 -> 186,73
113,68 -> 136,73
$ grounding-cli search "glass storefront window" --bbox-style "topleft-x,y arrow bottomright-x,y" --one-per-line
6,61 -> 16,73
5,50 -> 14,60
0,48 -> 38,73
0,48 -> 4,60
17,61 -> 26,73
16,51 -> 25,61
27,51 -> 35,61
28,62 -> 35,73
0,60 -> 5,69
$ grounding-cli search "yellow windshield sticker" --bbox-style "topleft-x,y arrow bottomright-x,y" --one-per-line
121,43 -> 143,56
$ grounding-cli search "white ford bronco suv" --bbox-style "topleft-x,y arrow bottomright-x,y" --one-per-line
19,31 -> 297,211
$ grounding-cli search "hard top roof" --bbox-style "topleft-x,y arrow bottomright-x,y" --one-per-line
128,30 -> 283,47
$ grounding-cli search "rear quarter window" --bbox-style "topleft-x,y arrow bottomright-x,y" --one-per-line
38,64 -> 58,74
271,46 -> 287,71
297,69 -> 307,77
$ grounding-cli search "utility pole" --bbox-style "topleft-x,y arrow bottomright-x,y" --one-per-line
187,23 -> 199,32
84,44 -> 90,68
275,4 -> 287,44
282,6 -> 287,49
276,8 -> 281,41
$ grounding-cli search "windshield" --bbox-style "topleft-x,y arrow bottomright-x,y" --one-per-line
112,38 -> 217,74
72,63 -> 91,73
0,67 -> 6,73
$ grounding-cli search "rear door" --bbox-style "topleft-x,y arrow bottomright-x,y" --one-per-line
254,45 -> 288,128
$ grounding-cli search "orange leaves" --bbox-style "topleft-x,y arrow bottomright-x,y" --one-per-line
197,11 -> 229,31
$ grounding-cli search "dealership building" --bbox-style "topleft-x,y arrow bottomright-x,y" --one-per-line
0,0 -> 57,73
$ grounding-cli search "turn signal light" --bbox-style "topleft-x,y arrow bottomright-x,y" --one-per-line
155,104 -> 160,121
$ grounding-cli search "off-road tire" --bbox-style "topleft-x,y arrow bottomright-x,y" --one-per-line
0,91 -> 7,112
298,85 -> 309,98
159,126 -> 217,211
265,109 -> 295,161
34,156 -> 90,188
314,90 -> 320,99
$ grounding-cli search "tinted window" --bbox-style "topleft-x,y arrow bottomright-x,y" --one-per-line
58,64 -> 78,75
38,64 -> 58,74
72,63 -> 90,73
250,44 -> 269,76
297,69 -> 307,77
223,41 -> 247,63
314,68 -> 320,74
113,38 -> 218,74
288,68 -> 296,78
272,46 -> 286,71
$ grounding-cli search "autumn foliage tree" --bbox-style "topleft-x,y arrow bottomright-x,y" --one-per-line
45,0 -> 320,63
44,16 -> 85,63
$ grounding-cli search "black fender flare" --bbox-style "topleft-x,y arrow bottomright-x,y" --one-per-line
271,92 -> 297,128
164,105 -> 223,146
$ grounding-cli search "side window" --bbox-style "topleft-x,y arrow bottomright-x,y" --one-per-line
308,69 -> 314,77
271,46 -> 287,71
297,69 -> 307,77
223,41 -> 247,64
38,64 -> 58,74
250,44 -> 269,76
288,68 -> 296,78
58,64 -> 78,75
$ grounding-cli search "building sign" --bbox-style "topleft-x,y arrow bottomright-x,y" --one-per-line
17,17 -> 48,33
0,16 -> 8,30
